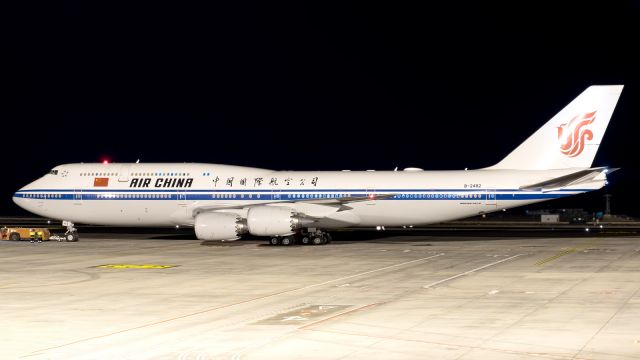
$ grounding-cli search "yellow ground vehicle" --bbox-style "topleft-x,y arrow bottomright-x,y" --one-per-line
1,227 -> 51,241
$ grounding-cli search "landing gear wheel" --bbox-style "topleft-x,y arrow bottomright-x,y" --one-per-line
269,237 -> 281,246
9,232 -> 20,241
311,236 -> 325,245
65,232 -> 79,242
301,236 -> 310,245
281,236 -> 294,246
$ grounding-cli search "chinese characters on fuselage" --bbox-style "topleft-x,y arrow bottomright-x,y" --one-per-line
213,177 -> 319,187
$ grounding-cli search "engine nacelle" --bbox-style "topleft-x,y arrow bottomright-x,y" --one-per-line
195,212 -> 247,241
247,206 -> 307,236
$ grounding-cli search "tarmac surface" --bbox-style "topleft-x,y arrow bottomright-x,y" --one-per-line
1,232 -> 639,359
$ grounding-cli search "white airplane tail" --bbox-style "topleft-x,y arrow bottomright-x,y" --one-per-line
490,85 -> 623,170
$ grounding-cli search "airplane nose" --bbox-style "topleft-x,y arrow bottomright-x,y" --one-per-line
13,175 -> 52,216
13,187 -> 28,210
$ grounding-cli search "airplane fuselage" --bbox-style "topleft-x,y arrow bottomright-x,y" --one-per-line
13,163 -> 601,228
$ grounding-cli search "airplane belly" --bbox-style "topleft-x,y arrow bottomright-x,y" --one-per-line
349,200 -> 487,226
44,200 -> 179,227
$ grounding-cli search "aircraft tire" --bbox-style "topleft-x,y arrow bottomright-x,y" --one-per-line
269,237 -> 281,246
281,236 -> 294,246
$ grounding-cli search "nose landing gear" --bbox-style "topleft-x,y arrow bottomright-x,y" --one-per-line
62,221 -> 79,242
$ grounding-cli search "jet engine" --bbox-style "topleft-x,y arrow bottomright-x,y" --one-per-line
195,212 -> 247,241
246,206 -> 311,236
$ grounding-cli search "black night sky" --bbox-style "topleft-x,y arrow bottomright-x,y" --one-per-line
5,1 -> 640,217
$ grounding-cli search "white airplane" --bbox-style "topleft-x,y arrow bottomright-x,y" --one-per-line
14,85 -> 623,244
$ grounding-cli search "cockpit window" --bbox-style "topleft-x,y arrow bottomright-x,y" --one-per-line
49,170 -> 58,175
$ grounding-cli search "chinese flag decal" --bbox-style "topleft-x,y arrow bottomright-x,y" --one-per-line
94,178 -> 109,187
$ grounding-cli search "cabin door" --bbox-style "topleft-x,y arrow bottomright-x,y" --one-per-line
118,165 -> 131,182
485,189 -> 497,206
73,189 -> 82,205
366,188 -> 377,205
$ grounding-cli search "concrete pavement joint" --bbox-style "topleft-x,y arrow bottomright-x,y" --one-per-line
423,254 -> 524,289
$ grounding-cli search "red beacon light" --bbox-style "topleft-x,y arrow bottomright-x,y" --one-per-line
102,159 -> 110,165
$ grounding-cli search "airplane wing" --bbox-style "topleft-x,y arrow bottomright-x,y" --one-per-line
519,167 -> 617,192
192,193 -> 396,216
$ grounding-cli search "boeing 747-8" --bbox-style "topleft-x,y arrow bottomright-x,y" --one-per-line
13,85 -> 623,244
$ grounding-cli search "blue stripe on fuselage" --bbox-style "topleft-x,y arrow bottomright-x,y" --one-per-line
14,188 -> 592,193
13,190 -> 583,201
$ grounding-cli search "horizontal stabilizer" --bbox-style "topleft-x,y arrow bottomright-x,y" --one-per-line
520,167 -> 617,192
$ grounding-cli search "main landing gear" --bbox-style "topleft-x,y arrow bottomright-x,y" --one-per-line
268,229 -> 332,246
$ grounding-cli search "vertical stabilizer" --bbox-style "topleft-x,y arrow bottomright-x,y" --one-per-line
489,85 -> 623,170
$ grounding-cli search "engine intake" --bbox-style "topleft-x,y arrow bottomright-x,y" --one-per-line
195,212 -> 247,241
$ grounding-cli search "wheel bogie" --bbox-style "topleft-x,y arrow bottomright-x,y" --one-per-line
268,231 -> 331,246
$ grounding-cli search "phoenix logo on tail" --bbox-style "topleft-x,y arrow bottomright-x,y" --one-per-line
557,111 -> 596,157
